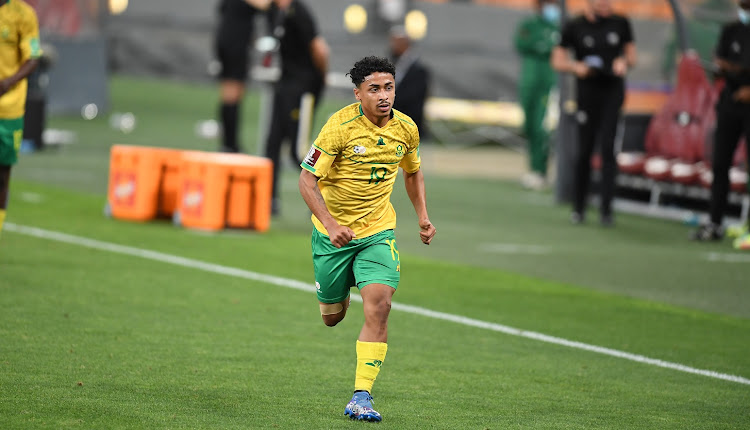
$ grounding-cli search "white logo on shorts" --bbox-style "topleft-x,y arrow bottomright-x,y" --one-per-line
315,281 -> 321,292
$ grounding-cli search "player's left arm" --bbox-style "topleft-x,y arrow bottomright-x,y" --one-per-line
0,59 -> 38,96
1,7 -> 42,97
403,168 -> 435,245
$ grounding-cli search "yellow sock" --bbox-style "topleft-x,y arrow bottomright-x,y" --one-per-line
0,209 -> 5,237
354,340 -> 388,393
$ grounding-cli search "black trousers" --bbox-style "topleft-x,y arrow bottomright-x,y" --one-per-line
573,81 -> 624,216
709,105 -> 750,225
264,80 -> 322,201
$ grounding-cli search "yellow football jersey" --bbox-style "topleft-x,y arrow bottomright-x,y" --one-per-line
0,0 -> 42,119
301,103 -> 421,238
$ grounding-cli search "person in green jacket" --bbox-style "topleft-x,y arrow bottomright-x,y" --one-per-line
514,0 -> 560,190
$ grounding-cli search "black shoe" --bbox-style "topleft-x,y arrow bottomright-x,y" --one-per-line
689,223 -> 723,241
600,214 -> 614,228
570,212 -> 585,225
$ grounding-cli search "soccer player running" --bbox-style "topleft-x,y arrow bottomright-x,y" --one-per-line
298,56 -> 436,422
0,0 -> 41,239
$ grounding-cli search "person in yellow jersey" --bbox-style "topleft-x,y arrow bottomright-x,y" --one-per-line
298,55 -> 436,422
0,0 -> 41,239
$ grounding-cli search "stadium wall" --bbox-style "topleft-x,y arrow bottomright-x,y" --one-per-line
106,0 -> 674,102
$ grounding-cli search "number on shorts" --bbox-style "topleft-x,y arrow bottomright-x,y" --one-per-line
385,239 -> 399,262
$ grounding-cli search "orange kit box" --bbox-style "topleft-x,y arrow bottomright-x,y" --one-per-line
176,152 -> 273,232
107,145 -> 183,221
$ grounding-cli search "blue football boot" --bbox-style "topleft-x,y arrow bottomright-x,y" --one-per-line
344,391 -> 382,422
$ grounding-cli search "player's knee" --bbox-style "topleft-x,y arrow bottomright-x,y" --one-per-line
322,313 -> 344,327
320,302 -> 345,326
372,296 -> 391,317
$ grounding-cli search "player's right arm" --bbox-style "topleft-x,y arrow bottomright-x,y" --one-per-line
298,170 -> 355,248
299,114 -> 355,248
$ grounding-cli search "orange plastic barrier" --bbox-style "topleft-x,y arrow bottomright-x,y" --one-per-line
176,152 -> 273,232
107,145 -> 183,221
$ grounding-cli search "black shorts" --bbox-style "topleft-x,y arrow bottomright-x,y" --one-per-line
215,20 -> 253,81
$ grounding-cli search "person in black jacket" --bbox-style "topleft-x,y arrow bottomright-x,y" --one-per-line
691,0 -> 750,242
551,0 -> 636,226
214,0 -> 268,153
389,27 -> 430,138
265,0 -> 329,215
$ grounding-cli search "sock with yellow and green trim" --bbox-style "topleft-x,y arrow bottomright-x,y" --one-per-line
354,340 -> 388,393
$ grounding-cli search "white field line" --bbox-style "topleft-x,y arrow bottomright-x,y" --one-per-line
705,252 -> 750,263
6,222 -> 750,387
478,243 -> 551,255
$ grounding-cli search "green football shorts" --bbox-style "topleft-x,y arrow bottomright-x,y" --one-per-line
311,228 -> 401,304
0,117 -> 24,166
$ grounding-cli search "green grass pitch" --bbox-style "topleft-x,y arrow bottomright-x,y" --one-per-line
1,77 -> 748,429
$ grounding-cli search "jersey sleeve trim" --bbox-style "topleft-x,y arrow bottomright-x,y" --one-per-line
313,143 -> 336,156
402,166 -> 421,174
300,162 -> 319,175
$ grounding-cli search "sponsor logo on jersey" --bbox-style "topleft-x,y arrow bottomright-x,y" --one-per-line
303,146 -> 321,167
354,145 -> 366,154
377,137 -> 385,146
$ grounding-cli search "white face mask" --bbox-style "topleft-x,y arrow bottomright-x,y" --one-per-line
541,4 -> 561,24
739,8 -> 750,25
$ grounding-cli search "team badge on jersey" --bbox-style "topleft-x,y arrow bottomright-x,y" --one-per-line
303,146 -> 321,168
607,32 -> 619,46
396,145 -> 404,157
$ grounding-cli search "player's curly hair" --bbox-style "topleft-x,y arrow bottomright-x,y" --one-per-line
347,56 -> 396,87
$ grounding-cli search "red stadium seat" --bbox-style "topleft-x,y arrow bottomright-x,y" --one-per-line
625,53 -> 714,183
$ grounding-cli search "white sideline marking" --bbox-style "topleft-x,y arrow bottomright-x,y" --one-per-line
6,222 -> 750,387
479,243 -> 551,255
705,252 -> 750,263
19,192 -> 45,204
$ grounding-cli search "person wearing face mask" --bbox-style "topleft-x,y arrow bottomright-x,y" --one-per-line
514,0 -> 561,190
551,0 -> 636,226
690,0 -> 750,246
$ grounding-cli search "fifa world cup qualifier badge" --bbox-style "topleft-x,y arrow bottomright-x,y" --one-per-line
303,146 -> 321,168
